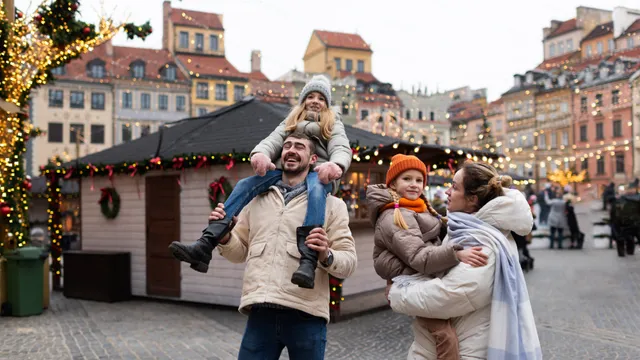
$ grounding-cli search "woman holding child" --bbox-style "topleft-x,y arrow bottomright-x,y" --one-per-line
370,161 -> 541,360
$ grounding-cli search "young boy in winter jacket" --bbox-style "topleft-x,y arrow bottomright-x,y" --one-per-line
367,155 -> 488,360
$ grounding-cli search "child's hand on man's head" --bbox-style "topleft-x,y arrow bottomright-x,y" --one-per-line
315,161 -> 343,184
251,153 -> 275,176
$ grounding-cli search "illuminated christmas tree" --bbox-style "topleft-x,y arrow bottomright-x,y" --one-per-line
547,168 -> 587,187
0,0 -> 151,257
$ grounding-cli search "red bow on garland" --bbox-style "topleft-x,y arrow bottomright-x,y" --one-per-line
63,168 -> 74,180
150,157 -> 162,167
225,158 -> 235,171
105,165 -> 115,187
128,164 -> 138,177
195,155 -> 208,171
172,157 -> 184,170
98,187 -> 112,204
447,159 -> 455,173
209,176 -> 227,202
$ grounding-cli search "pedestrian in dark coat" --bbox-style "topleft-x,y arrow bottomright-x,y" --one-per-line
564,193 -> 584,249
602,182 -> 615,211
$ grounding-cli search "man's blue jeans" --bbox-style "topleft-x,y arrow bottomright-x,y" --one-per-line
238,306 -> 327,360
221,170 -> 332,226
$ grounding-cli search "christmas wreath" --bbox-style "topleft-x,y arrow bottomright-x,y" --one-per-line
98,187 -> 120,219
209,176 -> 234,209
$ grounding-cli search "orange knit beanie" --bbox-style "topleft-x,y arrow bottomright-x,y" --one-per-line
386,154 -> 427,186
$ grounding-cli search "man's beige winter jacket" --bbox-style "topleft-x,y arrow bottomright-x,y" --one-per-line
218,186 -> 357,322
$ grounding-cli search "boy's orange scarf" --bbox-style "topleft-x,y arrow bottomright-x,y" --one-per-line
381,197 -> 427,213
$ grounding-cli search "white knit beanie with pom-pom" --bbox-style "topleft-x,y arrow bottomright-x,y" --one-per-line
299,75 -> 332,106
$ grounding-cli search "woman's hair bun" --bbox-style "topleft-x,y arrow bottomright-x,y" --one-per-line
489,174 -> 512,189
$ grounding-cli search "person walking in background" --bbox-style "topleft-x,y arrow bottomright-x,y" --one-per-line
610,182 -> 640,257
564,191 -> 584,250
537,183 -> 552,226
546,186 -> 568,249
602,182 -> 615,211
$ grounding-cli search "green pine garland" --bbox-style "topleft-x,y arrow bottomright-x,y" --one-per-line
123,21 -> 153,40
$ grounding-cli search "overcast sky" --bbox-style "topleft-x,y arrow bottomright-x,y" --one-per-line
16,0 -> 639,100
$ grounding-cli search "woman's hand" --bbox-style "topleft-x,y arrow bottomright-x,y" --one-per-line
456,247 -> 489,267
251,153 -> 275,176
315,161 -> 343,184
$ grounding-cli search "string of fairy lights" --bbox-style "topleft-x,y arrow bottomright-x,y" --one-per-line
375,75 -> 639,180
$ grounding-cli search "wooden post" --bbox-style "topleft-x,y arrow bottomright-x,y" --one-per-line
5,0 -> 15,23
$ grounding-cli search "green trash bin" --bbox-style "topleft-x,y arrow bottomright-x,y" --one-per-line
5,246 -> 46,317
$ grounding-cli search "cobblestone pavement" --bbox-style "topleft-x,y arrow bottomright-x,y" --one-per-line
2,204 -> 640,359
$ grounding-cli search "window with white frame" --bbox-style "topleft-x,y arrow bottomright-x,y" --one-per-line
121,123 -> 132,142
140,93 -> 151,109
70,91 -> 84,109
210,34 -> 219,51
87,60 -> 105,78
164,66 -> 176,81
131,62 -> 145,78
122,92 -> 132,109
215,84 -> 227,100
615,153 -> 625,173
179,32 -> 189,48
195,33 -> 204,52
90,124 -> 104,144
91,92 -> 105,110
158,95 -> 168,110
176,95 -> 186,112
51,66 -> 66,76
196,82 -> 209,99
597,157 -> 605,174
234,85 -> 245,101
